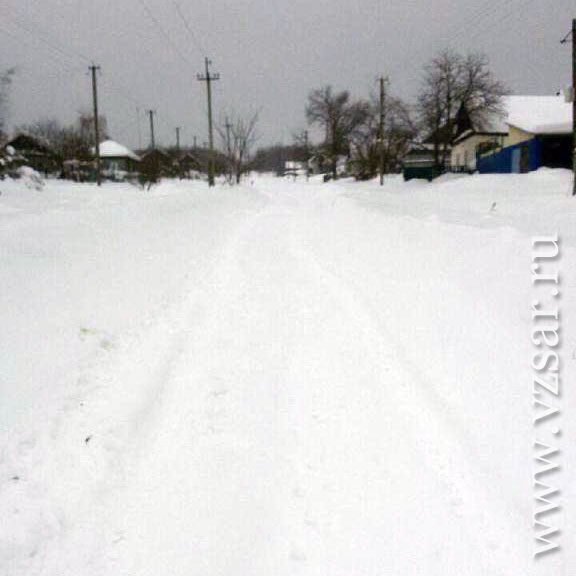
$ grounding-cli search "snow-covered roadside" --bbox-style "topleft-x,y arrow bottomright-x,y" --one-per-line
0,178 -> 268,572
1,172 -> 574,575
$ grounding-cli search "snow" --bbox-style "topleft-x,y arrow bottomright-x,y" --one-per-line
484,95 -> 573,135
97,139 -> 140,160
0,171 -> 574,575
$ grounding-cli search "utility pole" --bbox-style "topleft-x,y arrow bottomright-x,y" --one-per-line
193,135 -> 198,149
176,126 -> 181,152
304,129 -> 310,180
225,117 -> 233,181
572,18 -> 576,196
563,20 -> 576,196
147,110 -> 156,150
197,57 -> 220,186
136,107 -> 143,150
379,76 -> 389,186
225,117 -> 232,148
89,64 -> 102,186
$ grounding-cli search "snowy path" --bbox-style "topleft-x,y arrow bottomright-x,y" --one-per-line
3,175 -> 571,575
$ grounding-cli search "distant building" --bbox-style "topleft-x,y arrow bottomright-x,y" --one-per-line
284,160 -> 307,177
402,121 -> 453,181
98,140 -> 140,179
177,152 -> 201,178
139,149 -> 173,177
5,134 -> 59,175
402,143 -> 450,181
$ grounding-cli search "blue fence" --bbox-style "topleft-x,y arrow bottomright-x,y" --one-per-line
477,139 -> 542,174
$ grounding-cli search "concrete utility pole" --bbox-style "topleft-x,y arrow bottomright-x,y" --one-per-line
176,126 -> 181,152
197,57 -> 220,186
148,110 -> 156,150
379,76 -> 389,186
89,64 -> 102,186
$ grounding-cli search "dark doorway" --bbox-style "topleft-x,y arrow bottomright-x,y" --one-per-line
540,135 -> 572,169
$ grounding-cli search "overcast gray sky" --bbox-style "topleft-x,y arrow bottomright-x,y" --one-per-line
0,0 -> 573,150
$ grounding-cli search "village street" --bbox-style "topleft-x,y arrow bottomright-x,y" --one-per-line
2,174 -> 574,575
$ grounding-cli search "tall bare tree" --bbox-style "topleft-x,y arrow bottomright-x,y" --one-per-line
417,50 -> 506,169
306,86 -> 369,179
218,112 -> 259,184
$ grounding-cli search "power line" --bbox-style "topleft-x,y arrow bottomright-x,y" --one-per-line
1,13 -> 89,70
135,0 -> 194,67
171,0 -> 206,56
1,12 -> 182,146
460,0 -> 539,46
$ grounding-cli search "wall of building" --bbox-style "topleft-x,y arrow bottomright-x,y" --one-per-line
451,134 -> 503,170
505,126 -> 534,147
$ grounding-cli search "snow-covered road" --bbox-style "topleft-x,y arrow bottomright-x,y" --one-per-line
2,174 -> 574,575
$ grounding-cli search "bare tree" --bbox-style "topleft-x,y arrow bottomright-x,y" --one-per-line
351,94 -> 416,179
0,67 -> 16,140
218,112 -> 259,184
417,50 -> 506,169
306,86 -> 369,179
17,113 -> 108,162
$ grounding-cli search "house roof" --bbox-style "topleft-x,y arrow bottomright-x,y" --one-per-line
505,95 -> 572,134
458,95 -> 572,141
98,140 -> 140,161
7,134 -> 54,155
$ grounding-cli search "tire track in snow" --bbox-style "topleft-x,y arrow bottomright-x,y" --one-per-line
286,203 -> 531,574
14,199 -> 270,576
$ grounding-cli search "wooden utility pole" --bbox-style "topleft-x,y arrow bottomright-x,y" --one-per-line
304,129 -> 310,180
89,64 -> 102,186
378,76 -> 389,186
176,126 -> 181,151
225,117 -> 233,181
572,19 -> 576,196
225,117 -> 232,150
197,57 -> 220,186
136,107 -> 143,150
148,110 -> 156,150
563,20 -> 576,196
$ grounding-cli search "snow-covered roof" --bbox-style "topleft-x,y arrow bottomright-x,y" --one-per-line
505,95 -> 572,134
482,95 -> 572,135
98,140 -> 140,161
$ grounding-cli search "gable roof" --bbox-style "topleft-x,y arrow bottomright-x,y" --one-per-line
456,95 -> 572,143
98,140 -> 140,161
505,95 -> 572,134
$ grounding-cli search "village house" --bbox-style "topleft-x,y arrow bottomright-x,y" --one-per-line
99,139 -> 140,179
451,95 -> 573,174
139,148 -> 174,177
177,152 -> 201,179
4,133 -> 60,175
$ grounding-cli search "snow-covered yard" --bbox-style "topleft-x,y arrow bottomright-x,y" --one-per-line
1,171 -> 574,575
